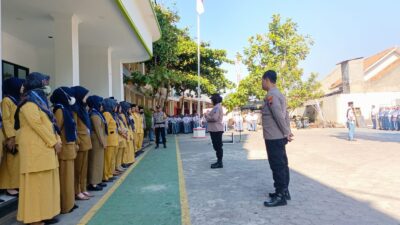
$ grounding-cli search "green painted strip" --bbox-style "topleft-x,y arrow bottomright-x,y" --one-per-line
115,0 -> 154,58
87,140 -> 181,225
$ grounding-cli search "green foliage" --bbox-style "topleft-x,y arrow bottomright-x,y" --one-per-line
224,14 -> 323,111
124,4 -> 234,104
143,107 -> 153,133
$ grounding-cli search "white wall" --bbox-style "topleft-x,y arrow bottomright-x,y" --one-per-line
322,92 -> 400,125
80,46 -> 110,97
111,59 -> 124,101
2,32 -> 54,84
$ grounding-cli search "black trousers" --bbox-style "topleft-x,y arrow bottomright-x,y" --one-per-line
210,131 -> 224,162
265,138 -> 290,193
155,127 -> 166,146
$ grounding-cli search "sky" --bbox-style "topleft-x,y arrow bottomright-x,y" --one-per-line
158,0 -> 399,85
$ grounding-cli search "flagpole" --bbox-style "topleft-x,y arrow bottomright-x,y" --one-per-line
197,12 -> 201,123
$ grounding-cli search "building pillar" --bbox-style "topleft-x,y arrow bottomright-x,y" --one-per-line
181,100 -> 185,115
53,14 -> 80,87
80,46 -> 111,97
189,100 -> 193,114
112,59 -> 124,101
0,0 -> 2,98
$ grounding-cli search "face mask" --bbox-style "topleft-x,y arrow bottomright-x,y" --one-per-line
42,85 -> 52,96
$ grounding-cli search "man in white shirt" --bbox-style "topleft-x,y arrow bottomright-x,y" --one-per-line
251,111 -> 259,131
346,102 -> 356,141
371,105 -> 378,129
245,113 -> 253,131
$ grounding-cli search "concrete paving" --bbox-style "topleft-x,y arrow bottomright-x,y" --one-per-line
178,128 -> 400,225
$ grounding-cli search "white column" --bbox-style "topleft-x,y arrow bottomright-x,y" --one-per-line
0,0 -> 2,98
170,101 -> 174,115
189,100 -> 193,114
181,100 -> 185,115
53,14 -> 80,87
112,59 -> 124,101
80,46 -> 111,97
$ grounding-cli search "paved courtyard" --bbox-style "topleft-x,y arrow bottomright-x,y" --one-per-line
3,128 -> 400,225
178,128 -> 400,225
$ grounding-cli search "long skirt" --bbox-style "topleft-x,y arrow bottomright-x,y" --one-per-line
0,151 -> 20,189
123,140 -> 135,164
88,147 -> 104,185
134,133 -> 144,150
103,146 -> 117,181
74,151 -> 89,194
17,168 -> 60,224
116,146 -> 124,169
59,160 -> 75,214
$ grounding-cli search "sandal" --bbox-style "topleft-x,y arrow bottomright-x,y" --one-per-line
75,193 -> 90,200
83,192 -> 94,197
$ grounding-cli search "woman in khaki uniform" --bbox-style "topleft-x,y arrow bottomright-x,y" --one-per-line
71,86 -> 93,200
50,87 -> 78,214
102,98 -> 118,182
15,72 -> 61,225
115,103 -> 128,174
0,77 -> 24,196
0,113 -> 4,203
87,95 -> 107,191
131,104 -> 144,152
120,101 -> 135,166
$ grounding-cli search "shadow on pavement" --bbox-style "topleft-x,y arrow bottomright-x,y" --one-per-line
178,134 -> 400,225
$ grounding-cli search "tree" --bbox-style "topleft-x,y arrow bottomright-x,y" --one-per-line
172,34 -> 234,96
124,4 -> 234,111
224,14 -> 323,112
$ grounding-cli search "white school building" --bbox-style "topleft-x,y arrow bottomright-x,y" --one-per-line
0,0 -> 161,100
297,47 -> 400,127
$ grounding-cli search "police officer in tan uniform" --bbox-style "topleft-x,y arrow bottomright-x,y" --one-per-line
261,70 -> 293,207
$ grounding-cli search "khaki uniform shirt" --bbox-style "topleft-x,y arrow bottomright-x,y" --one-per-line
153,112 -> 167,128
262,87 -> 291,140
205,103 -> 224,132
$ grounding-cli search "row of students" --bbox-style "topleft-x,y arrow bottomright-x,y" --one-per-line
0,73 -> 145,225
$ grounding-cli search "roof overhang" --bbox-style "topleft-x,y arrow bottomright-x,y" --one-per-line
2,0 -> 161,62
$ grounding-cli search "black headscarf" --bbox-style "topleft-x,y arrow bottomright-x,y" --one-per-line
14,72 -> 59,134
102,98 -> 115,113
103,98 -> 119,129
116,103 -> 127,128
2,77 -> 24,104
120,101 -> 134,130
71,86 -> 91,130
50,87 -> 77,142
87,95 -> 108,135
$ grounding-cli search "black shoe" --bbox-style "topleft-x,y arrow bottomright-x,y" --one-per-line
44,217 -> 59,224
210,162 -> 223,169
155,145 -> 159,149
87,185 -> 103,191
99,182 -> 107,187
264,193 -> 287,207
269,190 -> 291,200
68,204 -> 79,213
163,145 -> 167,149
102,179 -> 112,183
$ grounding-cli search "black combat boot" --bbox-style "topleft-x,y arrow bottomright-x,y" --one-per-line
269,190 -> 291,200
210,161 -> 223,169
264,192 -> 287,207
